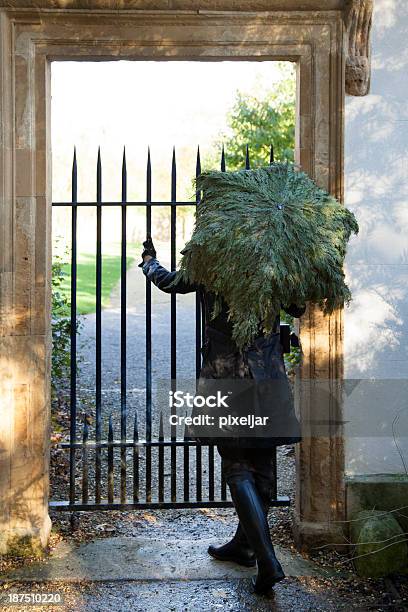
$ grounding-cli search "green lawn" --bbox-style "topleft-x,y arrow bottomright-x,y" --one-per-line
58,242 -> 140,314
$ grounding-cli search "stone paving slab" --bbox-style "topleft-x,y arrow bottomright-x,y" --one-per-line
1,537 -> 327,583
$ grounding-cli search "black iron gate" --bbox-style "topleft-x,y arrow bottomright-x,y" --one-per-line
50,144 -> 290,511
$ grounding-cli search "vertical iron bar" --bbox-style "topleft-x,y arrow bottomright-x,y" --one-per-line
108,414 -> 114,504
183,432 -> 189,502
69,148 -> 78,505
272,448 -> 278,500
245,144 -> 250,169
81,416 -> 89,504
270,141 -> 278,498
145,148 -> 152,503
219,146 -> 226,501
194,145 -> 202,503
120,147 -> 127,504
133,412 -> 139,503
221,458 -> 227,500
270,138 -> 278,502
195,145 -> 202,379
196,445 -> 202,502
95,147 -> 102,504
208,445 -> 214,501
158,413 -> 164,502
184,145 -> 204,503
170,147 -> 177,502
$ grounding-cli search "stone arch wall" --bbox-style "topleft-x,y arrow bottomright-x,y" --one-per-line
0,1 -> 372,554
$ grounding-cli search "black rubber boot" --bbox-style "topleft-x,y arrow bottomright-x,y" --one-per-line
228,476 -> 285,594
208,523 -> 256,567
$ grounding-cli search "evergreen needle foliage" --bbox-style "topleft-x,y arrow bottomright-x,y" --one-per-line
175,163 -> 359,349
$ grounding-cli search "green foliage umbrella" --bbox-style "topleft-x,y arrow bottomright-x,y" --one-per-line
174,163 -> 359,348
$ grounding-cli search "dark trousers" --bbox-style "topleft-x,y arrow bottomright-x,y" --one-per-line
217,445 -> 276,504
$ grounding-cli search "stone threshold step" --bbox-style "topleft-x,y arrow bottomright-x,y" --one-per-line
1,537 -> 336,583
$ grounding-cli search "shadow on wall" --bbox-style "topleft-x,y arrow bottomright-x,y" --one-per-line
0,438 -> 50,558
344,0 -> 408,378
0,340 -> 52,558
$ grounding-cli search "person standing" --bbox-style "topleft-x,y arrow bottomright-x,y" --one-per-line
139,236 -> 305,595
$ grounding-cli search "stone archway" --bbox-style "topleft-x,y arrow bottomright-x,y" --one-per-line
0,0 -> 372,555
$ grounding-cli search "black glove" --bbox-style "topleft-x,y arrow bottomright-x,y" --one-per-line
138,236 -> 157,267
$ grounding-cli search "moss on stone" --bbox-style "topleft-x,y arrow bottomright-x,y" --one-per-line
351,510 -> 407,578
346,475 -> 408,533
5,535 -> 46,559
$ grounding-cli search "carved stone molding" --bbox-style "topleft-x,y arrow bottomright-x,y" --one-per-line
344,0 -> 373,96
1,1 -> 372,97
0,1 -> 345,9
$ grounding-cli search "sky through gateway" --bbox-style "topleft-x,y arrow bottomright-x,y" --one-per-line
51,60 -> 295,203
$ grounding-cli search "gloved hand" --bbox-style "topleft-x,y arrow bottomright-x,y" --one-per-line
138,236 -> 157,267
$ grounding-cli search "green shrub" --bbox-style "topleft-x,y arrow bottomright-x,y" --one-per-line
281,311 -> 302,372
51,251 -> 82,400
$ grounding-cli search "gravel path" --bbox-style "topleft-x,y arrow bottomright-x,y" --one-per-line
77,252 -> 197,438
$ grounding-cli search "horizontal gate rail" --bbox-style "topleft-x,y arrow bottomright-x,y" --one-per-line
50,143 -> 289,512
57,441 -> 241,449
50,497 -> 290,512
52,200 -> 200,206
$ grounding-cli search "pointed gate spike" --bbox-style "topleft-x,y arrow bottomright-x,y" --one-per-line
270,144 -> 274,164
221,145 -> 226,171
245,144 -> 250,169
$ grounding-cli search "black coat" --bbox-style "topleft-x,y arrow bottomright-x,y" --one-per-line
142,258 -> 305,448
